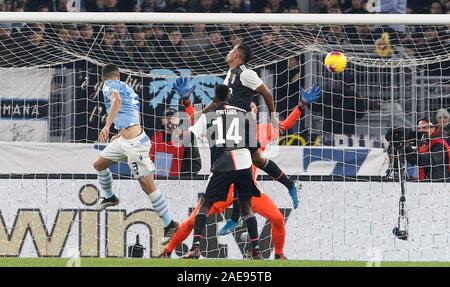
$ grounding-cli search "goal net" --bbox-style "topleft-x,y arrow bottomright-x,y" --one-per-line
1,13 -> 450,261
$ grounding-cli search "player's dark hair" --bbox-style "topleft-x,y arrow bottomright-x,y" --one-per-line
102,64 -> 120,79
214,85 -> 230,102
236,43 -> 253,63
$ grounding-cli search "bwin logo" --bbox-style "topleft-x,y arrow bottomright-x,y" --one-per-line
0,184 -> 166,258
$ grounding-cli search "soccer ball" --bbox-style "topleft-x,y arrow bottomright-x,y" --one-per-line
324,51 -> 347,73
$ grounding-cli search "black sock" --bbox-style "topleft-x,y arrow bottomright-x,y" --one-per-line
230,200 -> 241,222
260,160 -> 294,190
192,213 -> 207,248
245,215 -> 260,250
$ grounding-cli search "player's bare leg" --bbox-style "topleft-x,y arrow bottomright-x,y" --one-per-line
251,149 -> 299,209
93,156 -> 120,210
138,173 -> 179,245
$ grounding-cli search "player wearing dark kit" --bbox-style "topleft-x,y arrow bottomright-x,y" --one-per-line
203,43 -> 301,209
182,85 -> 263,260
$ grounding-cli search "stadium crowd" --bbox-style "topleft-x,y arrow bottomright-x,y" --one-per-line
0,0 -> 449,14
0,0 -> 448,69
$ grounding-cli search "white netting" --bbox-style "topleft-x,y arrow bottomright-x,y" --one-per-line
2,22 -> 450,72
1,14 -> 450,261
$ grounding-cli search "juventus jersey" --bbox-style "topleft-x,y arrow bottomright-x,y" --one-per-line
224,65 -> 263,111
188,104 -> 253,172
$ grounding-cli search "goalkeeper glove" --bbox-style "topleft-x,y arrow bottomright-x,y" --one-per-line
173,77 -> 196,100
300,84 -> 321,105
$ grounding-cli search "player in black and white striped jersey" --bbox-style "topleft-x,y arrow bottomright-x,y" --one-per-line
182,85 -> 264,260
204,43 -> 301,209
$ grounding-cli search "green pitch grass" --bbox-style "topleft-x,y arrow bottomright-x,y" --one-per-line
0,258 -> 449,267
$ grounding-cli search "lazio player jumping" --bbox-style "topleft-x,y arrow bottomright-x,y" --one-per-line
93,64 -> 179,245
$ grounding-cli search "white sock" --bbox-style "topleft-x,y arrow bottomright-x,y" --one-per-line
148,189 -> 172,227
97,169 -> 114,199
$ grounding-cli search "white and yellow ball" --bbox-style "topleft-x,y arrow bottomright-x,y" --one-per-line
324,51 -> 347,73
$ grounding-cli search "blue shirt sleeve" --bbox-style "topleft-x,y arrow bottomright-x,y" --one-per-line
102,81 -> 120,100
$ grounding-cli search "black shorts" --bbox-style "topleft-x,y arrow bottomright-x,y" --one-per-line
204,168 -> 261,203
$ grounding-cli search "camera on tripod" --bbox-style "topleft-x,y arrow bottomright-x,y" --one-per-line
384,127 -> 416,175
384,127 -> 416,241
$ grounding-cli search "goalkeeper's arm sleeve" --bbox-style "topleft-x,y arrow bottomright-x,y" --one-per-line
184,103 -> 196,125
279,107 -> 302,132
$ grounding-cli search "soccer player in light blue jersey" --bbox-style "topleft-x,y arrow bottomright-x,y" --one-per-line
93,64 -> 178,244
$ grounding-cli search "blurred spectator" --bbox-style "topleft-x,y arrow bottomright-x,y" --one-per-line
228,32 -> 243,46
103,0 -> 119,12
317,0 -> 337,13
407,0 -> 429,13
435,108 -> 450,142
79,23 -> 95,48
57,0 -> 69,11
406,118 -> 450,181
197,29 -> 227,65
115,23 -> 131,48
324,25 -> 348,44
37,4 -> 50,12
152,24 -> 166,42
14,3 -> 24,11
3,0 -> 13,11
193,0 -> 219,13
127,27 -> 155,66
101,26 -> 127,60
265,0 -> 287,13
181,24 -> 209,58
149,108 -> 201,177
344,0 -> 366,13
225,0 -> 246,13
327,3 -> 342,13
137,0 -> 159,12
0,23 -> 11,40
67,24 -> 82,43
347,25 -> 374,45
288,6 -> 300,13
167,0 -> 190,12
155,27 -> 185,68
91,0 -> 106,12
57,25 -> 71,44
430,1 -> 445,13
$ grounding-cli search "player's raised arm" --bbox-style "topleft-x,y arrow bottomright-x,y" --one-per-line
173,77 -> 197,124
279,84 -> 321,132
99,91 -> 121,143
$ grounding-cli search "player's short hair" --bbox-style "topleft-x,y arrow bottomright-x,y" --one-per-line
102,64 -> 120,79
214,85 -> 230,102
236,43 -> 253,63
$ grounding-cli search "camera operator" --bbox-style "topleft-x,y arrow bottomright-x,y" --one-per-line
405,118 -> 450,181
149,108 -> 201,177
